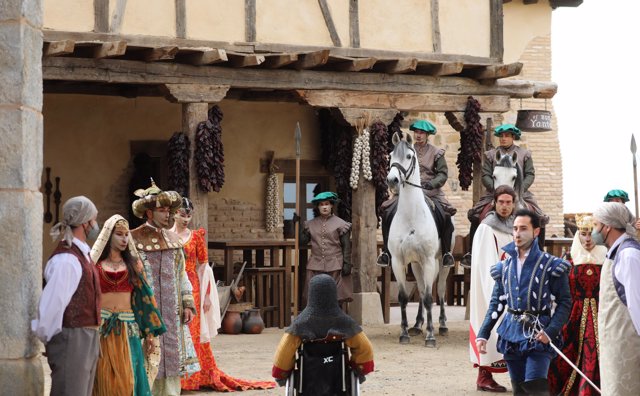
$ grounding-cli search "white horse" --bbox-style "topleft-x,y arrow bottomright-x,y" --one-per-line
386,132 -> 451,347
492,151 -> 527,212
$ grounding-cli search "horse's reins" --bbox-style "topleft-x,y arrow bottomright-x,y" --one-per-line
390,146 -> 427,190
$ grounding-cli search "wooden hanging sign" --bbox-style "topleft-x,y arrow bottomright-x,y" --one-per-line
516,110 -> 552,132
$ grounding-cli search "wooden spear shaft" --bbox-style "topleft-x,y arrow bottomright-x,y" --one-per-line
293,122 -> 301,316
632,134 -> 639,219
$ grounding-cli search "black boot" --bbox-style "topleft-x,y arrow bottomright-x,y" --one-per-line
520,378 -> 549,396
510,380 -> 527,396
377,198 -> 397,268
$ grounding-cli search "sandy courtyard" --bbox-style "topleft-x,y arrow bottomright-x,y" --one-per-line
43,304 -> 512,395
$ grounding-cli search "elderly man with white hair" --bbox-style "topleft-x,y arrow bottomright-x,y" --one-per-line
592,202 -> 640,395
32,196 -> 102,396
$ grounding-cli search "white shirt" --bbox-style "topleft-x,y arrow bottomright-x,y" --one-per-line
31,238 -> 90,343
607,235 -> 640,335
516,248 -> 531,281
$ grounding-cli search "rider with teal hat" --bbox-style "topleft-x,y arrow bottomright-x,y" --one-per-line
466,124 -> 547,264
377,119 -> 456,268
604,189 -> 630,203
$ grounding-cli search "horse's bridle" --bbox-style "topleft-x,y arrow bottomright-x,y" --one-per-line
390,146 -> 425,190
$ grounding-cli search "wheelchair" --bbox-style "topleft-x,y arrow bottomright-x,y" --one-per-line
284,339 -> 361,396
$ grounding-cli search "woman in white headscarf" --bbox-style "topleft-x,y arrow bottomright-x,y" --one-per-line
548,214 -> 607,396
90,215 -> 166,396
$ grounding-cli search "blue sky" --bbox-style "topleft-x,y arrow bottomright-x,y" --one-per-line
552,1 -> 640,215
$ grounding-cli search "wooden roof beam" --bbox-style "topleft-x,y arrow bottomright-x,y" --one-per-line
161,84 -> 230,103
329,56 -> 377,72
373,58 -> 418,74
297,89 -> 511,112
262,53 -> 299,68
43,40 -> 75,57
176,48 -> 228,65
418,61 -> 463,76
295,50 -> 331,70
92,41 -> 127,59
142,46 -> 179,62
227,52 -> 265,67
42,57 -> 553,98
466,62 -> 523,80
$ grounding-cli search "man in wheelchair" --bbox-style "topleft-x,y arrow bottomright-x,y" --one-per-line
272,275 -> 374,395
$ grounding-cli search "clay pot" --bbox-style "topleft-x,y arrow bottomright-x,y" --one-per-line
242,308 -> 265,334
221,311 -> 243,334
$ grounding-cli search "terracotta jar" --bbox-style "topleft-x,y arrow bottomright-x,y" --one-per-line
221,311 -> 243,334
242,308 -> 265,334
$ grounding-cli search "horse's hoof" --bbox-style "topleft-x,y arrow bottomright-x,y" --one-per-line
399,335 -> 410,344
439,327 -> 448,336
425,339 -> 436,348
408,327 -> 423,336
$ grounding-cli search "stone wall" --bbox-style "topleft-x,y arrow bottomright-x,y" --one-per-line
0,0 -> 45,393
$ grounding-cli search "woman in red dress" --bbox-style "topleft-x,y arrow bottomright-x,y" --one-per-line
173,198 -> 276,392
548,214 -> 606,396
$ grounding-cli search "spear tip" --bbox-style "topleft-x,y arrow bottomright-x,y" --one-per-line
632,134 -> 637,154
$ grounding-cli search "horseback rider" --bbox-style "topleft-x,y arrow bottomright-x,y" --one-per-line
465,124 -> 547,263
377,119 -> 456,268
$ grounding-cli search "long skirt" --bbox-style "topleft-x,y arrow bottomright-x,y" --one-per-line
94,309 -> 151,396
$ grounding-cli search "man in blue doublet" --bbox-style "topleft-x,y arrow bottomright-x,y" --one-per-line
475,209 -> 571,395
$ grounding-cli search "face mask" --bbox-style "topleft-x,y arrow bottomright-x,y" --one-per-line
85,221 -> 100,241
591,226 -> 608,246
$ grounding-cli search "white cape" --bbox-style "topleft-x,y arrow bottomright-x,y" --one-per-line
198,264 -> 221,342
469,223 -> 511,366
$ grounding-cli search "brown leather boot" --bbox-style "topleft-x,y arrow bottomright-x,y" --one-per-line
476,367 -> 507,392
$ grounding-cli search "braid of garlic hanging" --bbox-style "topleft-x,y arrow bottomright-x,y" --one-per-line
265,154 -> 280,232
361,128 -> 372,181
350,132 -> 363,189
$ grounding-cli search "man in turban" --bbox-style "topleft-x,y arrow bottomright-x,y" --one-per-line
32,196 -> 102,396
130,180 -> 199,395
592,202 -> 640,395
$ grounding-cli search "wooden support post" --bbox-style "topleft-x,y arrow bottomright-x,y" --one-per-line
351,165 -> 377,293
430,0 -> 441,53
184,103 -> 210,230
490,0 -> 504,61
318,0 -> 342,47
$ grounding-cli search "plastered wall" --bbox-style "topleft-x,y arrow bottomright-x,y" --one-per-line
41,0 -> 552,58
41,95 -> 320,263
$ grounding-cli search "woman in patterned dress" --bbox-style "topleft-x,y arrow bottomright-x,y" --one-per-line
173,198 -> 276,392
90,215 -> 166,396
548,214 -> 606,395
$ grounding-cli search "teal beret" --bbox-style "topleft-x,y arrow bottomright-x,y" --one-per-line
409,120 -> 436,135
311,191 -> 338,204
494,124 -> 521,140
603,189 -> 629,203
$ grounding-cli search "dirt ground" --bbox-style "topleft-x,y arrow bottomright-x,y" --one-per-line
43,304 -> 512,395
